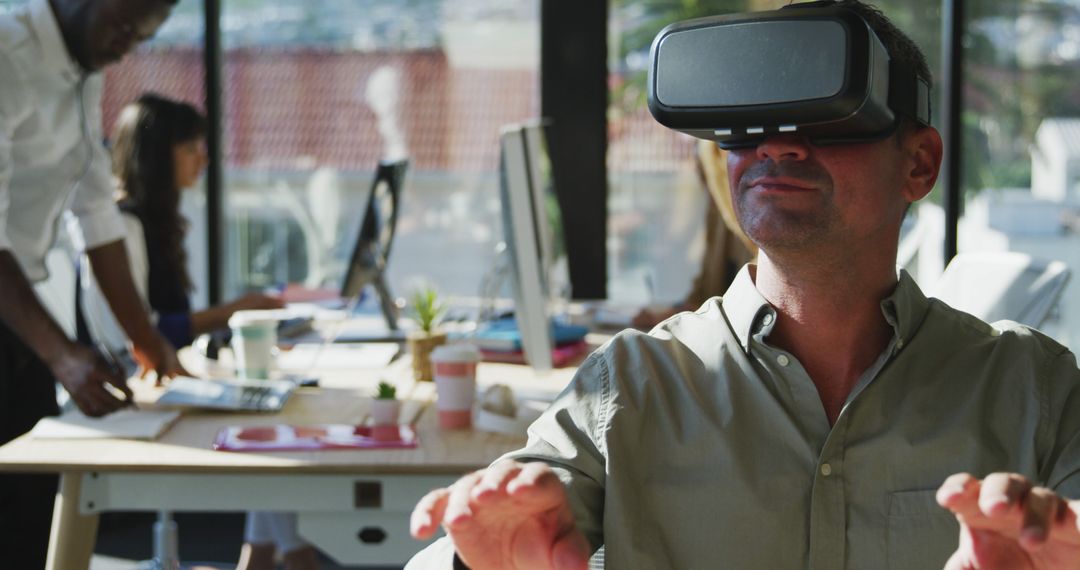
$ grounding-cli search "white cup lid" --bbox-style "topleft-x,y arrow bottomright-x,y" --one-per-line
228,310 -> 280,329
430,343 -> 480,363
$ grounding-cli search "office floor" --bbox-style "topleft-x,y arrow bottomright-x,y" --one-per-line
91,512 -> 401,570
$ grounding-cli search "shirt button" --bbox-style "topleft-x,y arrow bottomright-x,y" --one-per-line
896,338 -> 905,350
820,463 -> 833,476
777,354 -> 790,367
762,313 -> 774,326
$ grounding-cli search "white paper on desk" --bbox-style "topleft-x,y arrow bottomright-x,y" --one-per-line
31,409 -> 181,440
277,343 -> 399,370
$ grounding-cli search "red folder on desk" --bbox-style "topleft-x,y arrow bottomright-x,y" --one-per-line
213,424 -> 418,452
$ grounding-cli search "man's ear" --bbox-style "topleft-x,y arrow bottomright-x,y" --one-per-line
901,126 -> 943,202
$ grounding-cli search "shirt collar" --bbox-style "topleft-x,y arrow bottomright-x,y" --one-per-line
721,264 -> 932,353
880,268 -> 932,348
28,0 -> 83,82
722,264 -> 774,353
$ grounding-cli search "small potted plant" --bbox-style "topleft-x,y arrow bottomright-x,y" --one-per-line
370,381 -> 401,426
407,286 -> 448,381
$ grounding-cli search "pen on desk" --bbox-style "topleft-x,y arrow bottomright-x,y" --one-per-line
97,343 -> 138,410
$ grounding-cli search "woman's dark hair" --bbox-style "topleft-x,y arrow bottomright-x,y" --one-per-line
111,94 -> 206,293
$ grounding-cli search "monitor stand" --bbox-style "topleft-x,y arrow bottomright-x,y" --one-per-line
371,271 -> 401,333
333,269 -> 405,343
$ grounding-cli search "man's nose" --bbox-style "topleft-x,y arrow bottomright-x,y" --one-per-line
755,135 -> 810,162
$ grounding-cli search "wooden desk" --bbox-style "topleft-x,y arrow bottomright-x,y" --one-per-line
0,352 -> 580,569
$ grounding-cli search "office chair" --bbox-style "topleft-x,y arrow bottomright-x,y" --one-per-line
929,251 -> 1071,329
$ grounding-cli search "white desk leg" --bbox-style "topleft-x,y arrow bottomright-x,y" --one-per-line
46,472 -> 99,570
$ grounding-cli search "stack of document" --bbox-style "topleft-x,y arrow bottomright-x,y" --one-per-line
472,317 -> 589,366
31,409 -> 181,440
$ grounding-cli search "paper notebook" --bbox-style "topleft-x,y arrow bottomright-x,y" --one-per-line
31,409 -> 181,440
213,424 -> 419,452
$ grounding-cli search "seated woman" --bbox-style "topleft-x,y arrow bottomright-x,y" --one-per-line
80,93 -> 284,352
79,94 -> 316,570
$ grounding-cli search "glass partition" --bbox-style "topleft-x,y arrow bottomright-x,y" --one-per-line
219,0 -> 540,305
99,0 -> 208,304
954,0 -> 1080,346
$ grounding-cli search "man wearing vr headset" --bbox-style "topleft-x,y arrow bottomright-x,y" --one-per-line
406,2 -> 1080,569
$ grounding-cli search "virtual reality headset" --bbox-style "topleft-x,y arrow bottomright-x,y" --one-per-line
647,1 -> 932,150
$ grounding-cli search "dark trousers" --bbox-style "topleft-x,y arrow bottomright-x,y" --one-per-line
0,321 -> 60,570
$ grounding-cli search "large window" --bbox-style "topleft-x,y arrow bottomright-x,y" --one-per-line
100,0 -> 208,303
954,0 -> 1080,346
219,0 -> 540,305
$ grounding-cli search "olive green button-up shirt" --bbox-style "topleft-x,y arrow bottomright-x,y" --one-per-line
408,266 -> 1080,569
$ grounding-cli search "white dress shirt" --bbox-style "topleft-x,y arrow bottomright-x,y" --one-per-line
0,0 -> 125,282
80,212 -> 149,352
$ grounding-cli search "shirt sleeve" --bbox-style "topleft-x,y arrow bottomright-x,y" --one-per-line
499,351 -> 610,550
0,51 -> 26,253
66,73 -> 124,251
1041,347 -> 1080,498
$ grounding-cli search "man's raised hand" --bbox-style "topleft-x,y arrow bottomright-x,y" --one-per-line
937,472 -> 1080,569
410,460 -> 590,570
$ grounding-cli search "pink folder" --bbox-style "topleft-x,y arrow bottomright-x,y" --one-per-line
213,424 -> 418,452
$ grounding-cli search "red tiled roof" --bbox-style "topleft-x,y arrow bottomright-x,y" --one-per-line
103,47 -> 693,173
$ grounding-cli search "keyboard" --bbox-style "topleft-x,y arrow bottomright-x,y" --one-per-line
156,377 -> 295,412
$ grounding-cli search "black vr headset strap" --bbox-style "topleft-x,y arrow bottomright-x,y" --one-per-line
781,1 -> 840,10
888,60 -> 932,127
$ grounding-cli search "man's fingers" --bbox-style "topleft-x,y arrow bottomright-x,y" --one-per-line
102,370 -> 134,402
411,487 -> 450,539
444,472 -> 484,527
1017,486 -> 1058,549
938,472 -> 979,511
979,473 -> 1031,517
473,460 -> 524,501
507,461 -> 565,505
76,385 -> 119,417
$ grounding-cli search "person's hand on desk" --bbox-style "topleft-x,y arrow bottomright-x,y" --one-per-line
131,333 -> 189,385
937,472 -> 1080,569
411,459 -> 590,570
50,342 -> 134,417
229,292 -> 286,312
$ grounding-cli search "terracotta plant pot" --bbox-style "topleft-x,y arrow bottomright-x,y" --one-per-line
407,331 -> 448,381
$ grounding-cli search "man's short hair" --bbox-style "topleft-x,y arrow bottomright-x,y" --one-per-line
829,0 -> 932,90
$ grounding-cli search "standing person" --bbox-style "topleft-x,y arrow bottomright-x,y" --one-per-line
81,94 -> 285,352
406,1 -> 1080,569
0,0 -> 184,567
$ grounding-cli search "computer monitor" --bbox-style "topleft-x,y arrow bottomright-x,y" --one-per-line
497,122 -> 563,371
341,159 -> 408,331
521,122 -> 567,296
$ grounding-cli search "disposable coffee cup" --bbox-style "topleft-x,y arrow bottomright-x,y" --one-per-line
430,343 -> 480,429
228,311 -> 279,380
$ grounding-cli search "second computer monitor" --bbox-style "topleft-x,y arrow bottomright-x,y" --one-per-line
341,159 -> 408,330
498,121 -> 564,371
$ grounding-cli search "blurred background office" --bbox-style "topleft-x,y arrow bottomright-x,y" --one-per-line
8,0 -> 1080,344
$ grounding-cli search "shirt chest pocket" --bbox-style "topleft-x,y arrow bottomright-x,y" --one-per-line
887,489 -> 960,570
